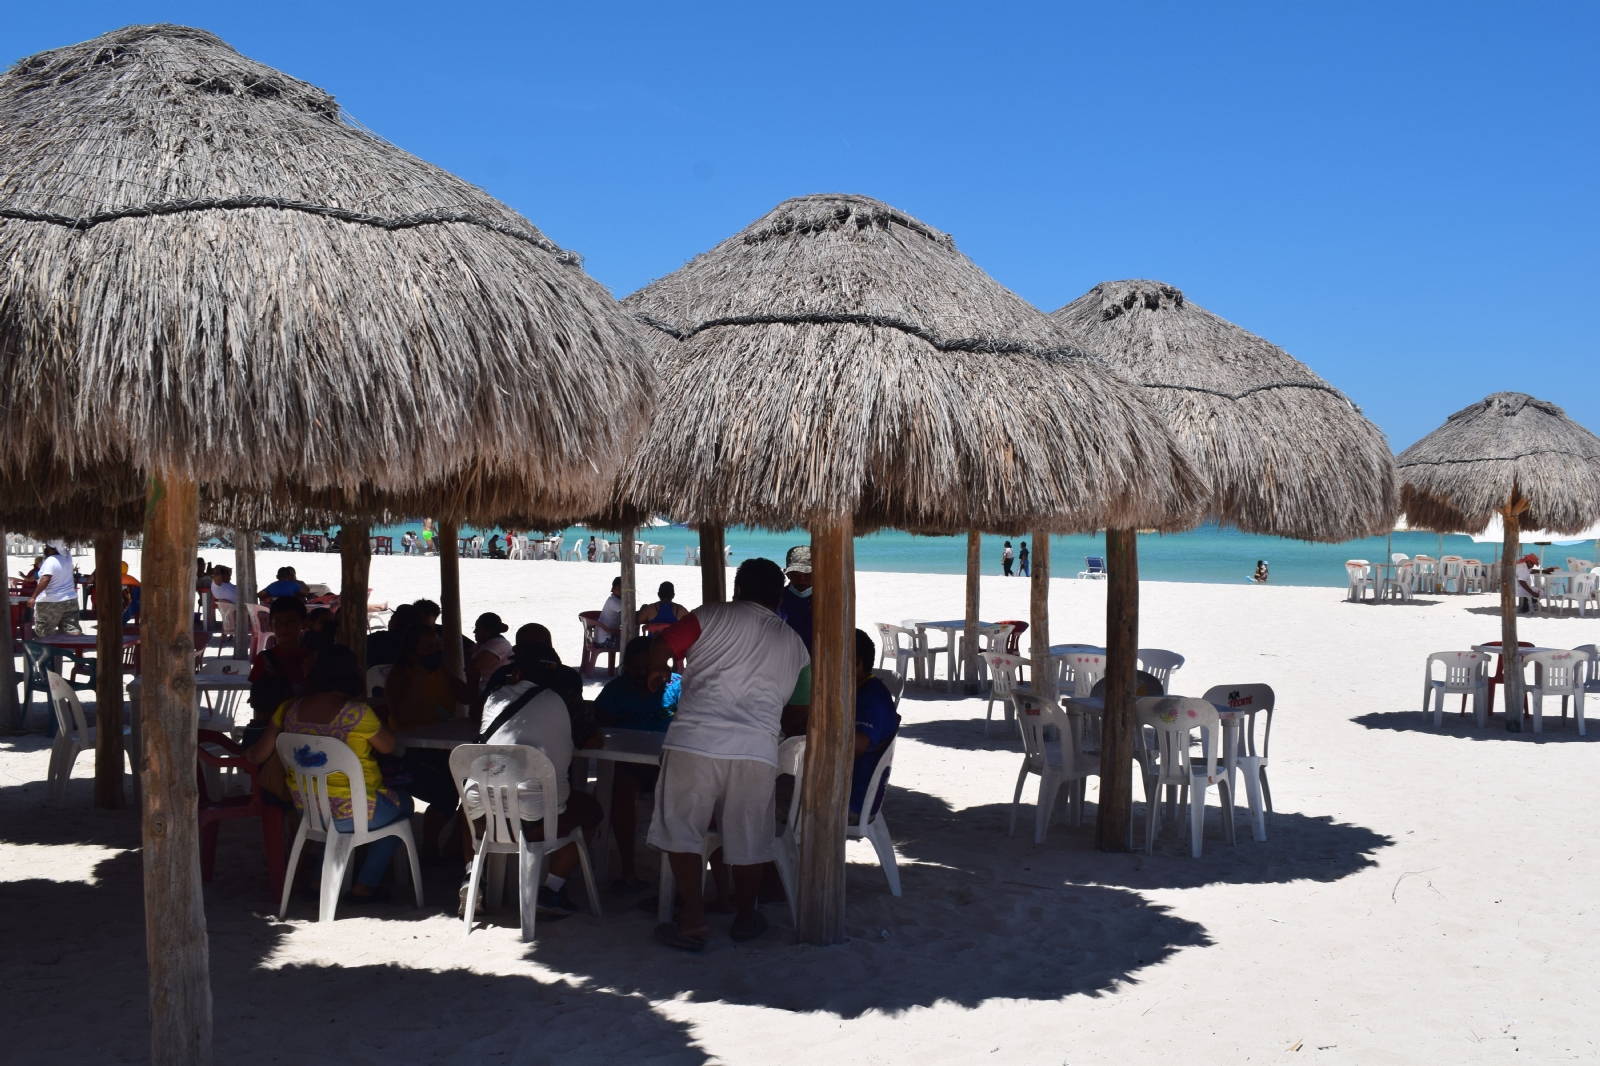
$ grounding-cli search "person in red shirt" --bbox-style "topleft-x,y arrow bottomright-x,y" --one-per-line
248,597 -> 313,720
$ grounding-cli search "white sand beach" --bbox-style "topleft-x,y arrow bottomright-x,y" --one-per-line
2,552 -> 1595,1063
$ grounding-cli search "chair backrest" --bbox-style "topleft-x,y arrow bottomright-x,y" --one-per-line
45,671 -> 90,740
1525,648 -> 1587,694
1013,690 -> 1058,767
858,737 -> 896,824
1391,553 -> 1409,562
1136,648 -> 1184,685
217,601 -> 238,637
1061,652 -> 1106,698
983,652 -> 1026,698
1440,555 -> 1462,564
1135,696 -> 1223,785
1573,644 -> 1599,683
1200,682 -> 1276,758
1567,557 -> 1595,573
778,735 -> 807,842
996,619 -> 1027,655
872,667 -> 904,708
1084,556 -> 1105,573
366,664 -> 392,703
1420,650 -> 1486,688
578,610 -> 600,644
275,731 -> 370,834
449,743 -> 559,847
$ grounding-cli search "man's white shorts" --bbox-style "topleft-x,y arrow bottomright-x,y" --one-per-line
646,749 -> 776,866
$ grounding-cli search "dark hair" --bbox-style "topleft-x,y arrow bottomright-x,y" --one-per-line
623,635 -> 654,667
306,607 -> 336,632
855,628 -> 875,672
733,558 -> 785,609
276,566 -> 295,580
515,622 -> 552,648
412,598 -> 441,620
658,582 -> 675,600
388,603 -> 421,632
269,596 -> 307,619
399,623 -> 438,664
304,644 -> 364,699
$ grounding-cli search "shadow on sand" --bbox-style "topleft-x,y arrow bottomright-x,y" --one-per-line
1352,707 -> 1595,743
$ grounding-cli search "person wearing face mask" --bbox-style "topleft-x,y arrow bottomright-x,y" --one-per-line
778,545 -> 814,653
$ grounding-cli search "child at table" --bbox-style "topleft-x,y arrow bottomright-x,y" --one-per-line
595,637 -> 679,891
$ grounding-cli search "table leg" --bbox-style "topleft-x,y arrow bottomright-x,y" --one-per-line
588,757 -> 616,886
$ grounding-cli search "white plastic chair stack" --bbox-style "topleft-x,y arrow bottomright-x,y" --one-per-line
772,736 -> 899,924
1136,649 -> 1185,692
45,671 -> 130,807
1134,696 -> 1235,857
1521,649 -> 1589,735
1345,561 -> 1373,602
276,732 -> 424,922
1437,555 -> 1464,593
1411,555 -> 1437,594
874,623 -> 920,695
451,743 -> 601,941
1009,692 -> 1099,843
982,651 -> 1029,735
1420,650 -> 1488,728
1200,683 -> 1275,840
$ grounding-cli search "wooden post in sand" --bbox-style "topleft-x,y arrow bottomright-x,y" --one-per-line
0,524 -> 17,731
139,473 -> 211,1064
1097,529 -> 1139,851
439,520 -> 463,681
699,525 -> 726,605
337,521 -> 370,675
94,532 -> 125,809
963,532 -> 980,694
1501,488 -> 1526,733
798,517 -> 854,946
620,528 -> 637,644
1028,534 -> 1052,699
232,529 -> 256,660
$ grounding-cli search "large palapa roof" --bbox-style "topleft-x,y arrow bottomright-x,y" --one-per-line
0,24 -> 653,517
617,194 -> 1202,533
1397,392 -> 1600,534
1053,280 -> 1395,542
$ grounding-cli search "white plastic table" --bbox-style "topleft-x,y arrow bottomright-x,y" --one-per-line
913,620 -> 1002,691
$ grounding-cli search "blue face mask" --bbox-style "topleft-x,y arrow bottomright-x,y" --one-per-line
792,585 -> 813,598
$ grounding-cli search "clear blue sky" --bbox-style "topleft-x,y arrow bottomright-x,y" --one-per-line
6,3 -> 1596,451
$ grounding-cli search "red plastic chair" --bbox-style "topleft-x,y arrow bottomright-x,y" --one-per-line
997,620 -> 1029,656
1481,640 -> 1535,719
197,729 -> 286,899
579,610 -> 619,677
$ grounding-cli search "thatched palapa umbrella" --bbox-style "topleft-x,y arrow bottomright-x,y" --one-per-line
0,25 -> 652,1063
621,195 -> 1203,943
1053,280 -> 1395,848
1397,392 -> 1600,731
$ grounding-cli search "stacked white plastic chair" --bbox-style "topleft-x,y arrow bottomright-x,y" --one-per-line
276,732 -> 424,922
451,744 -> 601,940
1420,650 -> 1489,728
1200,683 -> 1275,840
1520,648 -> 1589,735
1009,692 -> 1099,842
873,623 -> 920,696
1411,555 -> 1438,593
1345,560 -> 1374,601
1437,555 -> 1464,593
1133,696 -> 1235,857
45,671 -> 130,807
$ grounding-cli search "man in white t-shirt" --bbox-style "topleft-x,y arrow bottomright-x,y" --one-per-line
1515,553 -> 1544,613
647,557 -> 810,950
596,577 -> 623,648
30,542 -> 80,636
209,565 -> 238,604
461,648 -> 602,917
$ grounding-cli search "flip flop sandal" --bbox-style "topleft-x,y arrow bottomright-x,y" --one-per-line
653,922 -> 707,953
729,912 -> 769,944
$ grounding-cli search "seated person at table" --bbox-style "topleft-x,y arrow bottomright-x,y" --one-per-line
305,606 -> 338,645
647,558 -> 810,950
595,636 -> 678,891
119,562 -> 142,623
476,624 -> 596,747
209,565 -> 238,604
385,624 -> 471,733
260,566 -> 307,603
246,645 -> 412,905
462,644 -> 603,917
470,612 -> 514,691
639,582 -> 685,627
847,629 -> 901,822
1516,553 -> 1544,613
247,597 -> 313,733
365,603 -> 420,670
486,534 -> 506,559
595,577 -> 623,648
413,597 -> 475,663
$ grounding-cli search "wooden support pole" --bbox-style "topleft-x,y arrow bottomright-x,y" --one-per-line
337,521 -> 370,676
439,520 -> 463,681
963,532 -> 980,694
1501,489 -> 1524,733
94,533 -> 125,809
0,524 -> 17,731
620,528 -> 637,644
140,473 -> 211,1064
232,530 -> 256,660
698,524 -> 726,606
1029,533 -> 1053,699
797,517 -> 854,946
1097,529 -> 1139,851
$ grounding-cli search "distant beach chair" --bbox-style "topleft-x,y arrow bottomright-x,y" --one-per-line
1437,555 -> 1464,593
562,540 -> 584,562
1078,556 -> 1107,580
685,546 -> 700,566
372,536 -> 394,556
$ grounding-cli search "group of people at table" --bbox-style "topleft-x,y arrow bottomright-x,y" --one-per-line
232,545 -> 898,951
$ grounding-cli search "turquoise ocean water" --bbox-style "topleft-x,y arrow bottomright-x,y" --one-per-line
341,521 -> 1600,589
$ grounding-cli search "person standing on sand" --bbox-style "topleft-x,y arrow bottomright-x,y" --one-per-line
1018,541 -> 1031,578
422,517 -> 436,555
1001,540 -> 1014,577
29,542 -> 80,637
647,558 -> 809,952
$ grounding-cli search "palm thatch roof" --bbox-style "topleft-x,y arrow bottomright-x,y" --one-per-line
616,195 -> 1203,533
1396,392 -> 1600,535
1051,280 -> 1395,542
0,24 -> 653,511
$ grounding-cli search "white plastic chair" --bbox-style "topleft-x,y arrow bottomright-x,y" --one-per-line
247,603 -> 273,658
276,732 -> 425,922
1009,692 -> 1099,842
874,623 -> 920,693
1566,557 -> 1595,575
1420,650 -> 1489,728
1136,649 -> 1185,692
1345,560 -> 1374,602
1058,651 -> 1106,699
982,651 -> 1030,735
1521,648 -> 1589,735
1390,552 -> 1409,563
450,744 -> 601,941
1200,683 -> 1275,839
45,671 -> 129,807
1461,559 -> 1487,594
563,541 -> 584,562
1134,697 -> 1235,857
772,736 -> 899,923
1384,561 -> 1416,602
